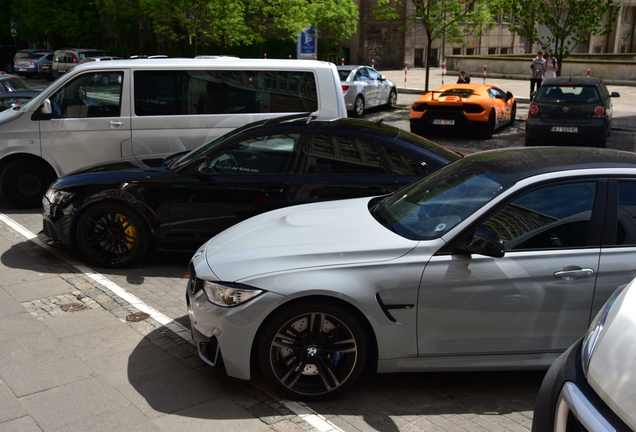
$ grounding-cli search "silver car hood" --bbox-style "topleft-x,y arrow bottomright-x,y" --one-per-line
0,108 -> 23,126
202,197 -> 418,281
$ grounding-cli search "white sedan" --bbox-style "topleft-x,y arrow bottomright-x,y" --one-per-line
338,65 -> 397,117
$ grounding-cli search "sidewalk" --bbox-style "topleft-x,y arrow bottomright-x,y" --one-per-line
0,216 -> 320,432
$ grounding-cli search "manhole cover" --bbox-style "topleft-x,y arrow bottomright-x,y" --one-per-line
60,302 -> 87,312
126,312 -> 151,322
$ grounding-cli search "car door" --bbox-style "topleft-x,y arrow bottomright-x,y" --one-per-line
167,132 -> 301,250
37,70 -> 131,176
354,68 -> 378,107
287,132 -> 399,205
594,179 -> 636,317
368,68 -> 388,106
417,179 -> 604,357
488,87 -> 511,125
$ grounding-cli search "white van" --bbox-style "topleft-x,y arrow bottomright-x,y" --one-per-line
0,58 -> 346,207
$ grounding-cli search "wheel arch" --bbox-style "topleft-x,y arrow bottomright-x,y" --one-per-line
250,294 -> 379,375
0,153 -> 57,179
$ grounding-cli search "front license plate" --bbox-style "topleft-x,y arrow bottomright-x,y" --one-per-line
551,126 -> 578,133
432,119 -> 455,125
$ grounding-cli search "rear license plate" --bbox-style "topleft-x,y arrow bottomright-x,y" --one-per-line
551,126 -> 578,133
432,119 -> 455,125
17,68 -> 26,72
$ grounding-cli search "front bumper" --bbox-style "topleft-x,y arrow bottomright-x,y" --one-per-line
186,276 -> 286,381
532,338 -> 632,432
39,198 -> 73,248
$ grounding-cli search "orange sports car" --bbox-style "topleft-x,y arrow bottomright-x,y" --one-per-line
409,83 -> 517,139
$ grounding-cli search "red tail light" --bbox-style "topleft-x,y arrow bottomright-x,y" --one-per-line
72,54 -> 79,63
529,105 -> 539,115
342,85 -> 349,94
593,105 -> 605,117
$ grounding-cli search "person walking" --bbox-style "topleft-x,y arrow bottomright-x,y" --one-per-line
529,51 -> 546,99
543,54 -> 558,79
457,70 -> 471,83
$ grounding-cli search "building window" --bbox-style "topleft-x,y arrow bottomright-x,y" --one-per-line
466,48 -> 475,55
414,49 -> 424,68
500,47 -> 509,54
453,48 -> 462,55
488,47 -> 497,55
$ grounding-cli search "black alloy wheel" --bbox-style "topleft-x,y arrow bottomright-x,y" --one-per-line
482,110 -> 495,139
76,202 -> 151,268
509,102 -> 517,126
258,301 -> 367,401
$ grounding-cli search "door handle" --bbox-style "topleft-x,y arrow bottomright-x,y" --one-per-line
553,267 -> 594,280
109,121 -> 124,128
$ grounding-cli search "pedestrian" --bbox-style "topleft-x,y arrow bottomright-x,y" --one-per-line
457,70 -> 471,83
543,54 -> 558,79
529,51 -> 546,99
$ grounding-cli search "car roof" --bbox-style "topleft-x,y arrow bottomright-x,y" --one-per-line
541,77 -> 604,86
465,147 -> 636,182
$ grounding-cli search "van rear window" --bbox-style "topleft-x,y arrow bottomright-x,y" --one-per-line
134,70 -> 318,116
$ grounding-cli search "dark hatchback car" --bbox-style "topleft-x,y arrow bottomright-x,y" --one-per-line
525,77 -> 620,148
39,115 -> 462,268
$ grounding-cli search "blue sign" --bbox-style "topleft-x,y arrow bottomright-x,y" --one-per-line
297,27 -> 317,59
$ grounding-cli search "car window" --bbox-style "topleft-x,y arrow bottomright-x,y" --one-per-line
48,72 -> 123,118
536,85 -> 600,103
338,70 -> 351,81
207,133 -> 301,175
0,96 -> 30,110
1,77 -> 32,91
368,69 -> 382,81
482,182 -> 597,250
384,147 -> 434,176
305,134 -> 387,174
489,88 -> 506,99
614,181 -> 636,245
354,68 -> 370,81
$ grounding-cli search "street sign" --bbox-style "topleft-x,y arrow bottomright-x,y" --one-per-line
297,26 -> 317,60
10,29 -> 17,36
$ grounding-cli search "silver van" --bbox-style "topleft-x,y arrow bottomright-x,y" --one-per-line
0,58 -> 347,207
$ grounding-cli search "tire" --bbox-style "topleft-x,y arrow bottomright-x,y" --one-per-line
3,62 -> 13,73
482,110 -> 495,139
387,89 -> 397,109
0,159 -> 56,208
258,300 -> 368,401
351,95 -> 365,118
99,74 -> 110,86
509,103 -> 517,126
76,202 -> 151,268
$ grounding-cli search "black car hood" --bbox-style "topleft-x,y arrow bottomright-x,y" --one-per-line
53,166 -> 174,189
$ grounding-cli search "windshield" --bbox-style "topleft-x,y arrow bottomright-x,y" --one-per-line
535,85 -> 600,103
372,160 -> 513,240
167,125 -> 250,171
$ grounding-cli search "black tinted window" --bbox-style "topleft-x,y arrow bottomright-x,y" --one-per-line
134,70 -> 318,116
615,181 -> 636,245
305,134 -> 387,174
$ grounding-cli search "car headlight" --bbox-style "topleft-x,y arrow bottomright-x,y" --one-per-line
581,284 -> 627,376
44,189 -> 74,205
203,281 -> 263,307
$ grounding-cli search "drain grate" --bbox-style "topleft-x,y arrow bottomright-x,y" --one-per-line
126,312 -> 151,322
60,302 -> 87,312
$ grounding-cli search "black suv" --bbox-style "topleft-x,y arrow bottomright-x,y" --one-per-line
39,115 -> 462,268
525,77 -> 620,148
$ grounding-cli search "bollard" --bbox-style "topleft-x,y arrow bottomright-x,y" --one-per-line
441,63 -> 445,86
289,55 -> 292,60
587,69 -> 591,77
372,58 -> 375,69
404,62 -> 408,88
341,58 -> 345,65
483,65 -> 487,84
264,53 -> 267,59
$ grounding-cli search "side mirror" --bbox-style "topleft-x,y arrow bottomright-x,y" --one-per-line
458,228 -> 505,258
41,99 -> 52,115
197,161 -> 214,179
380,75 -> 386,81
506,91 -> 514,100
610,92 -> 620,98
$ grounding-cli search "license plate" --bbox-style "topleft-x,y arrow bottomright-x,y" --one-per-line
551,126 -> 578,133
17,68 -> 26,72
432,119 -> 455,125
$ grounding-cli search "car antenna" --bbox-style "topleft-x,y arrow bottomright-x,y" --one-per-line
376,118 -> 384,127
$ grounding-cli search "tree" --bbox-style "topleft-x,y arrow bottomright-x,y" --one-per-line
373,0 -> 498,90
504,0 -> 619,75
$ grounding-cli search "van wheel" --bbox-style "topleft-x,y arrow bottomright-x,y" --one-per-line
0,159 -> 56,208
76,202 -> 151,268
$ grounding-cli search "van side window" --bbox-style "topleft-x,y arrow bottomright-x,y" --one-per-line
134,70 -> 318,116
49,72 -> 123,118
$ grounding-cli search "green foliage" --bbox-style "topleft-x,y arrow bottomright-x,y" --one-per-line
373,0 -> 498,90
503,0 -> 619,73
